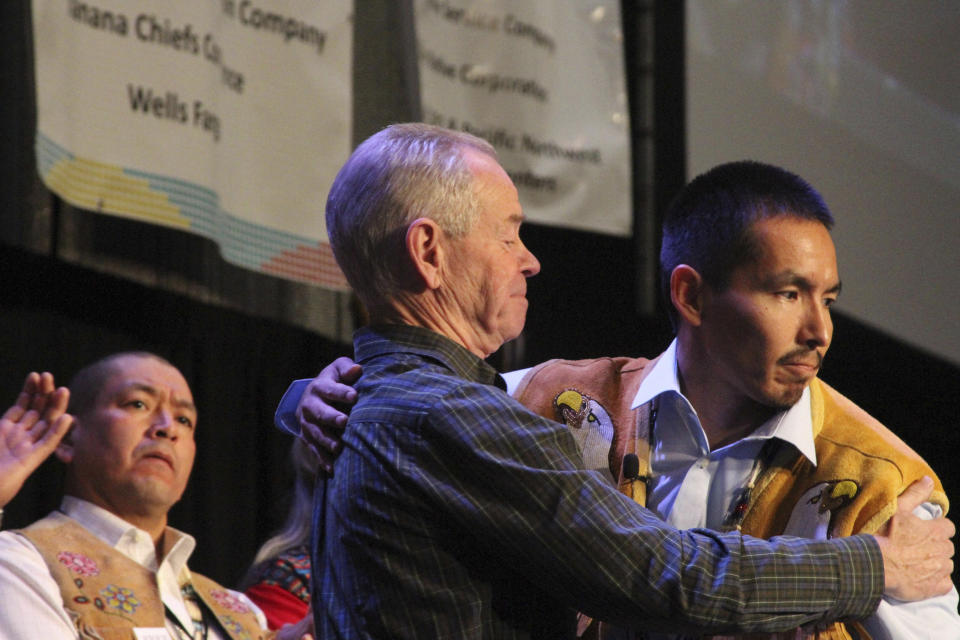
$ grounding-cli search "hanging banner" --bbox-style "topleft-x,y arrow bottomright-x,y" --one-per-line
414,0 -> 631,236
32,1 -> 352,288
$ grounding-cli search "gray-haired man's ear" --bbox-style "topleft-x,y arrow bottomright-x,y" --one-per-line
405,217 -> 445,291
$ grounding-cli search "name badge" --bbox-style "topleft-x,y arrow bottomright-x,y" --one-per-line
133,628 -> 172,640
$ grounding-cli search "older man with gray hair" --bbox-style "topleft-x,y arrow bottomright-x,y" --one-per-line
309,123 -> 953,639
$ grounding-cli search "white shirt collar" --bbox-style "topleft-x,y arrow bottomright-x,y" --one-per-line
631,338 -> 684,409
630,338 -> 818,465
60,495 -> 196,575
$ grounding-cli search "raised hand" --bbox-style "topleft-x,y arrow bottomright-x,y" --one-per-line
0,372 -> 73,508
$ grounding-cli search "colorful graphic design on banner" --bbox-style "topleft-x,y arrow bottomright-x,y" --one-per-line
414,0 -> 631,236
32,1 -> 352,288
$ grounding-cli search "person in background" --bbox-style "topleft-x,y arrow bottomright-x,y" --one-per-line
242,439 -> 317,630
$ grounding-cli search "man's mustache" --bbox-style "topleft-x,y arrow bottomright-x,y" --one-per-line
777,349 -> 823,369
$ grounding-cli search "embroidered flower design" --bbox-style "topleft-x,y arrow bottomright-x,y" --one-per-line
209,589 -> 251,614
101,584 -> 141,614
57,551 -> 100,577
219,616 -> 252,640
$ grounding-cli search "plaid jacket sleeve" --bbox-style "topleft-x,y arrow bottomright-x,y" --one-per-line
408,381 -> 882,634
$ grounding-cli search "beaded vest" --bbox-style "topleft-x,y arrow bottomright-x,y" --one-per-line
19,514 -> 267,640
514,356 -> 947,640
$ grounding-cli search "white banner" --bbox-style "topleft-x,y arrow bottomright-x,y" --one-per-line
414,0 -> 631,236
32,0 -> 353,288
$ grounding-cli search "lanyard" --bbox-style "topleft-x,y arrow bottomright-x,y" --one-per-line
165,582 -> 209,640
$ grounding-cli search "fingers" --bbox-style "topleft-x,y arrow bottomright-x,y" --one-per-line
4,400 -> 38,429
27,373 -> 56,412
6,372 -> 56,422
31,373 -> 58,418
302,419 -> 342,455
36,372 -> 56,395
916,553 -> 954,596
1,402 -> 28,425
918,523 -> 954,558
301,422 -> 340,475
936,518 -> 956,550
2,381 -> 71,446
878,506 -> 957,600
308,378 -> 357,406
293,358 -> 361,476
300,382 -> 353,429
315,357 -> 361,403
298,357 -> 361,426
31,412 -> 73,457
4,379 -> 68,425
33,388 -> 73,441
20,371 -> 41,396
6,372 -> 41,420
332,357 -> 363,384
299,400 -> 349,430
297,390 -> 348,475
898,476 -> 935,514
44,386 -> 70,416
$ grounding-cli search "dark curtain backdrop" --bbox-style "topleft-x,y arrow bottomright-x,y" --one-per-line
1,0 -> 958,592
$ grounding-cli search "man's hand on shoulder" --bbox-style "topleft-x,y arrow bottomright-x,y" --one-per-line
298,357 -> 361,475
874,476 -> 955,601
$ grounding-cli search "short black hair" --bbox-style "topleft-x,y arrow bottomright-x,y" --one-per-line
660,160 -> 834,328
67,352 -> 176,418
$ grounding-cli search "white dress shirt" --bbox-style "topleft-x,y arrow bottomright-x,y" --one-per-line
634,340 -> 819,531
503,340 -> 960,639
0,496 -> 265,640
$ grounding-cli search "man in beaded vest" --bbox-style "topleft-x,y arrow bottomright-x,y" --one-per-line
0,352 -> 312,640
290,161 -> 959,639
507,161 -> 959,640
